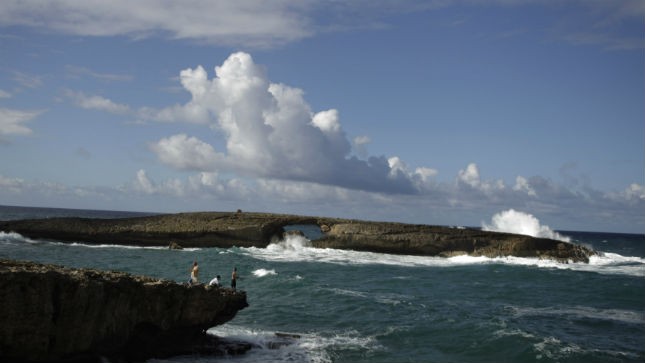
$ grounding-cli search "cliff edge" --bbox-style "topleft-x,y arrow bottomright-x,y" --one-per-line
0,259 -> 249,362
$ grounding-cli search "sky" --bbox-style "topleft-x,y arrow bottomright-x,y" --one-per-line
0,0 -> 643,234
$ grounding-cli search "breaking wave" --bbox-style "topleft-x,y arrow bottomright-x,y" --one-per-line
244,234 -> 645,277
482,209 -> 571,242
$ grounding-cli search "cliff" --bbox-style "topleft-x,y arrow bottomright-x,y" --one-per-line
0,259 -> 249,362
0,211 -> 595,262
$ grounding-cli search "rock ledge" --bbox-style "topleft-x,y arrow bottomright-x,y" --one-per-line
0,259 -> 249,362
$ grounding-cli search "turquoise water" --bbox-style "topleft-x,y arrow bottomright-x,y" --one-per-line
1,206 -> 644,363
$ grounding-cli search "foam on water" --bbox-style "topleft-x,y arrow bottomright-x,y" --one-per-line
0,231 -> 200,251
253,268 -> 277,277
244,235 -> 645,277
199,324 -> 381,363
2,231 -> 643,277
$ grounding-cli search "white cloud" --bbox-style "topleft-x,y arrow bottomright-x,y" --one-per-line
149,134 -> 223,172
0,89 -> 11,98
414,167 -> 438,183
457,162 -> 505,193
0,107 -> 42,138
311,109 -> 341,133
0,0 -> 313,47
513,175 -> 537,196
607,183 -> 645,203
353,135 -> 371,146
134,169 -> 156,194
65,90 -> 131,114
0,174 -> 26,193
147,52 -> 420,194
457,163 -> 481,188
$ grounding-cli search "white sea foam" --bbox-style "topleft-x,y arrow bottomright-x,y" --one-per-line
0,231 -> 200,251
203,324 -> 380,363
244,235 -> 645,277
482,209 -> 571,242
253,268 -> 277,277
0,231 -> 39,244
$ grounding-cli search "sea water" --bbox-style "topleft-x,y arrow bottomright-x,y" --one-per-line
0,205 -> 643,363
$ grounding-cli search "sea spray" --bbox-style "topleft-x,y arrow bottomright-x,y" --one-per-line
482,209 -> 571,242
253,268 -> 277,277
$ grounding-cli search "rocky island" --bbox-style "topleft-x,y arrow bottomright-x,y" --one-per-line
0,211 -> 595,262
0,259 -> 249,362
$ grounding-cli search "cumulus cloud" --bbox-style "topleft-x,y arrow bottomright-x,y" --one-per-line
147,52 -> 422,194
457,163 -> 505,193
149,134 -> 223,172
607,183 -> 645,203
482,209 -> 571,242
513,175 -> 537,196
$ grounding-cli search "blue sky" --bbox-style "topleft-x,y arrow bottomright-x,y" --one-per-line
0,0 -> 643,233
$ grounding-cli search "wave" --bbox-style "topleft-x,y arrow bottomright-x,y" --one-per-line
202,324 -> 380,363
482,209 -> 571,242
0,231 -> 200,251
243,235 -> 645,277
493,328 -> 641,362
253,268 -> 277,277
0,231 -> 40,244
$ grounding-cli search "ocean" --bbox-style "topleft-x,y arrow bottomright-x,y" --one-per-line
1,205 -> 643,363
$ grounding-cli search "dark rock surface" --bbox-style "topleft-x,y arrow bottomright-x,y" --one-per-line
0,259 -> 249,362
0,211 -> 595,262
314,221 -> 594,263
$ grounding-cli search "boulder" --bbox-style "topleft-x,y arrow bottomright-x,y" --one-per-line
0,259 -> 249,362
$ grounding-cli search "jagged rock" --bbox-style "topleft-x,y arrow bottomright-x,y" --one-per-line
0,259 -> 249,362
168,241 -> 183,250
0,212 -> 596,262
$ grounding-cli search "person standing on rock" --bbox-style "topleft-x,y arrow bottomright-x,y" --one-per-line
231,267 -> 238,290
189,261 -> 199,285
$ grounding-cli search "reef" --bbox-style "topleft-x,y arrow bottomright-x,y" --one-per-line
0,259 -> 249,362
0,211 -> 595,262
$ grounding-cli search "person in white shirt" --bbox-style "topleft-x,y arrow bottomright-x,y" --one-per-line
209,275 -> 221,286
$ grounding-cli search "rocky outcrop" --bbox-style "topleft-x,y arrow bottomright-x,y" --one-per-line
313,222 -> 594,263
0,259 -> 249,362
0,211 -> 595,262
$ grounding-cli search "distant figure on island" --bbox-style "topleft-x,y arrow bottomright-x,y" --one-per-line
209,275 -> 221,287
231,267 -> 238,290
189,261 -> 199,285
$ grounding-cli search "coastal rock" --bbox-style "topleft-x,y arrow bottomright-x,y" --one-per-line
0,212 -> 596,262
314,222 -> 594,263
0,259 -> 249,362
168,241 -> 183,250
